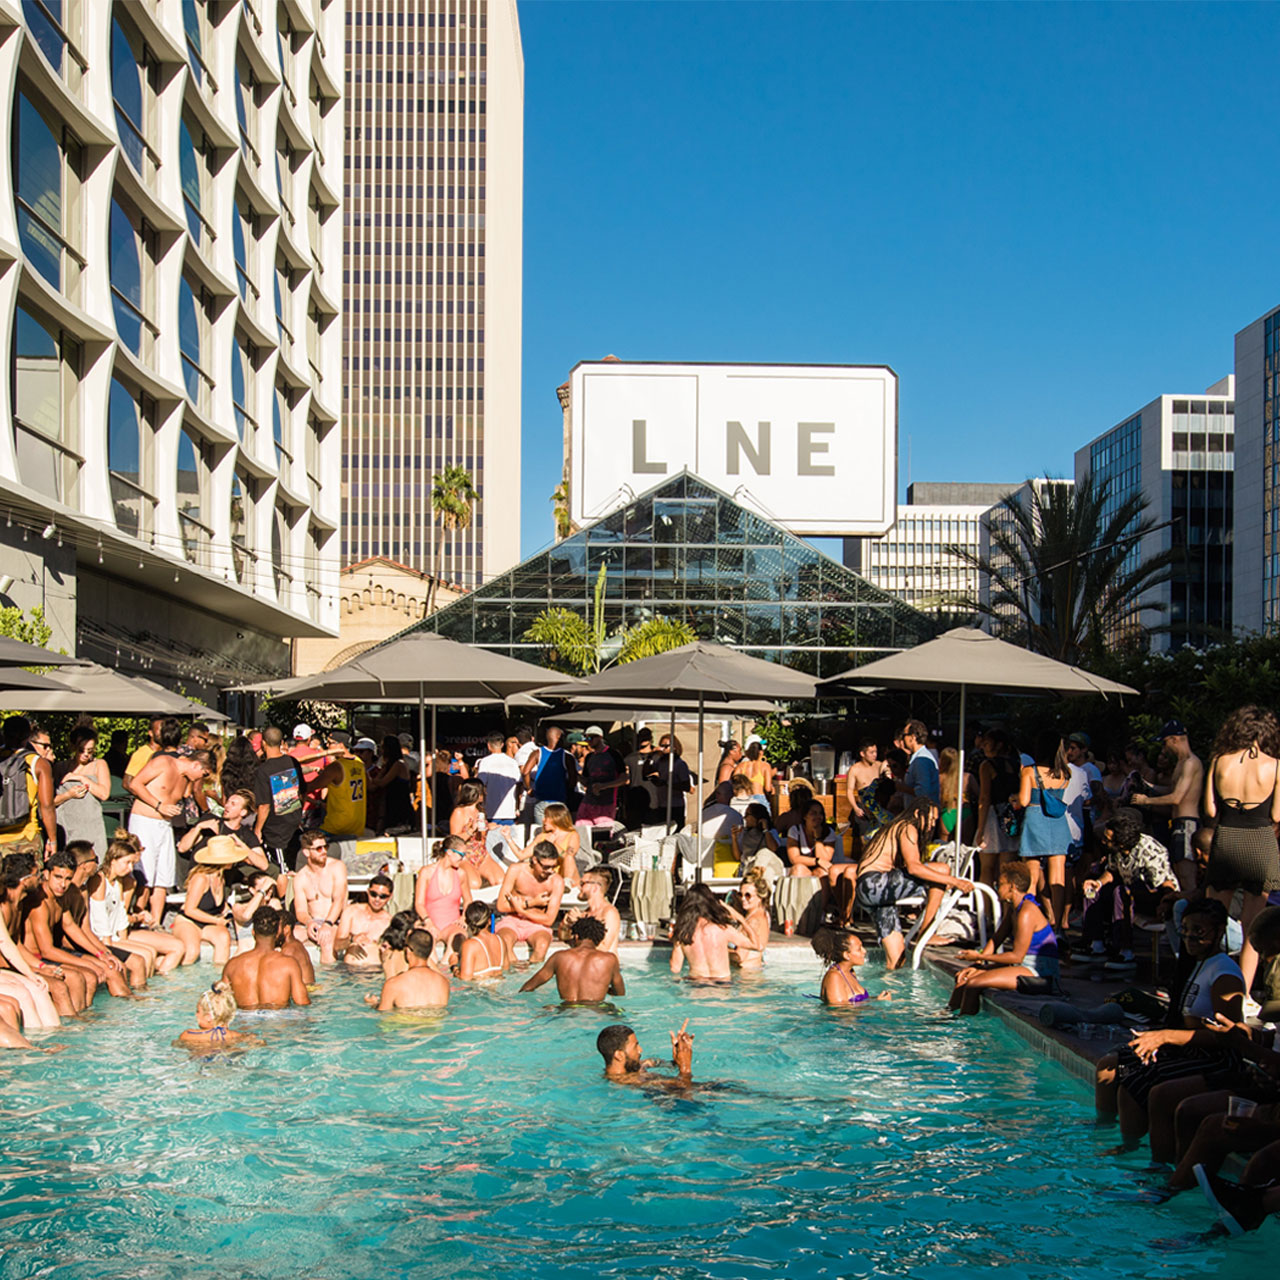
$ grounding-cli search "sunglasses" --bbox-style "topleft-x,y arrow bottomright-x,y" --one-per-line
368,890 -> 391,901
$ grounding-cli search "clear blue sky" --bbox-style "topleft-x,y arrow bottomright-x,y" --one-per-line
515,1 -> 1280,558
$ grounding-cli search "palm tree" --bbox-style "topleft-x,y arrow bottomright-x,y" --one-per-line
549,481 -> 573,542
949,474 -> 1180,664
426,465 -> 478,616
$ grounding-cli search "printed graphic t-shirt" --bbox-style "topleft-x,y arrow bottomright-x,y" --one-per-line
254,756 -> 305,848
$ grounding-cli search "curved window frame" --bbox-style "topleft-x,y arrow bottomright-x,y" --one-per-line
14,90 -> 83,291
12,303 -> 80,503
109,199 -> 153,356
182,0 -> 215,89
178,277 -> 212,413
229,472 -> 251,582
231,338 -> 257,447
271,505 -> 288,597
234,56 -> 260,167
179,118 -> 214,246
111,18 -> 155,176
273,263 -> 292,345
232,202 -> 258,303
176,427 -> 209,565
107,377 -> 156,540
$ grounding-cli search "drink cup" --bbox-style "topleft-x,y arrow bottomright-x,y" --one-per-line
1228,1096 -> 1258,1120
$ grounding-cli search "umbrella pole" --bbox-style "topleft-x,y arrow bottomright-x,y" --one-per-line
431,704 -> 438,845
695,692 -> 705,883
665,708 -> 675,834
955,684 -> 967,863
418,683 -> 428,854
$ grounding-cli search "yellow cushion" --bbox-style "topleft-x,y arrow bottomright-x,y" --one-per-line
713,859 -> 739,879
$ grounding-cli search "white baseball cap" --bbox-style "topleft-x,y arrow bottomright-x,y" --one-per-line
354,737 -> 377,752
745,733 -> 764,747
293,724 -> 313,740
585,725 -> 606,738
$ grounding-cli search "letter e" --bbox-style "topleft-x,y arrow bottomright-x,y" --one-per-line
797,423 -> 836,477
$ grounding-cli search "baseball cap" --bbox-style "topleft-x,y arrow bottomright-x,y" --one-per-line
328,729 -> 351,747
293,723 -> 313,740
585,725 -> 605,738
1067,732 -> 1091,748
565,731 -> 588,746
398,732 -> 414,747
1160,719 -> 1187,740
745,733 -> 764,748
354,737 -> 377,752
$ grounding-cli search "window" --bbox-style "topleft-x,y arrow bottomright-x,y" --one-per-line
182,0 -> 209,87
234,57 -> 259,166
178,277 -> 210,412
23,0 -> 66,74
15,91 -> 77,289
232,202 -> 256,303
109,200 -> 145,353
272,383 -> 291,469
272,506 -> 288,595
230,472 -> 250,581
107,378 -> 155,538
111,18 -> 147,173
13,305 -> 77,502
274,263 -> 292,344
176,428 -> 206,563
179,118 -> 211,245
231,339 -> 256,446
276,144 -> 294,225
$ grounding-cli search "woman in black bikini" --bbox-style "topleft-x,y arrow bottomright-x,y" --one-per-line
1203,706 -> 1280,1008
170,838 -> 243,966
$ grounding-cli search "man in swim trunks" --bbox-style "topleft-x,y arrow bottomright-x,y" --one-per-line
520,916 -> 625,1003
292,830 -> 349,964
222,906 -> 310,1009
334,873 -> 394,969
1130,720 -> 1204,893
564,868 -> 621,953
598,1020 -> 694,1089
495,841 -> 564,963
127,747 -> 215,926
374,928 -> 450,1010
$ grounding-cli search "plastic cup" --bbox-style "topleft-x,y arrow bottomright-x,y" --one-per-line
1228,1097 -> 1258,1120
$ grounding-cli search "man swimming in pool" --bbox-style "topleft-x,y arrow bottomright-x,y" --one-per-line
334,873 -> 394,969
495,841 -> 564,963
520,916 -> 625,1003
597,1020 -> 694,1089
373,928 -> 450,1011
222,906 -> 311,1010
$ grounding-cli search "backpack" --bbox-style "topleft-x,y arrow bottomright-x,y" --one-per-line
0,752 -> 32,828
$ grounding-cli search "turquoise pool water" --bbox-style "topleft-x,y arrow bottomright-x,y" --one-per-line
0,955 -> 1266,1279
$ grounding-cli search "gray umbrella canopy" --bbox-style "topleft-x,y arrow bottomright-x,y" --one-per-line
818,627 -> 1137,698
13,663 -> 220,717
547,642 -> 818,702
0,668 -> 84,694
0,637 -> 78,666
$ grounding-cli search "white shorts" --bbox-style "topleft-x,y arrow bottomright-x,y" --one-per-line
130,814 -> 177,890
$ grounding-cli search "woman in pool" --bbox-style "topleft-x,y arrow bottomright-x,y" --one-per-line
170,839 -> 241,966
374,910 -> 421,984
811,927 -> 891,1006
453,900 -> 510,980
854,799 -> 973,970
670,888 -> 760,980
415,838 -> 472,948
517,803 -> 581,887
947,860 -> 1058,1015
88,834 -> 184,977
724,871 -> 771,968
175,980 -> 263,1052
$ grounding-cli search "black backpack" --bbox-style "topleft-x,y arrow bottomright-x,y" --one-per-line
0,752 -> 32,828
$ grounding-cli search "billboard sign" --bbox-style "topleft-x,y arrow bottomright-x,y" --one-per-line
568,361 -> 898,536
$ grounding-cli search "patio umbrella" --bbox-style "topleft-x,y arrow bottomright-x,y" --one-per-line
818,627 -> 1137,852
546,643 -> 818,867
278,633 -> 574,846
0,637 -> 78,666
0,668 -> 84,695
13,662 -> 216,717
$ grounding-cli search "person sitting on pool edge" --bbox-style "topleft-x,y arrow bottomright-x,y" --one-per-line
520,916 -> 625,1003
495,840 -> 564,963
371,928 -> 450,1011
334,873 -> 395,969
221,906 -> 311,1010
948,860 -> 1059,1015
597,1020 -> 694,1089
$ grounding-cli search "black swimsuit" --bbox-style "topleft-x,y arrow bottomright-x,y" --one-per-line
182,884 -> 226,925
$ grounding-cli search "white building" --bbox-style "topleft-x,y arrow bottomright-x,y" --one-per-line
843,482 -> 1018,613
342,0 -> 523,592
1232,305 -> 1280,637
0,1 -> 342,702
1075,379 -> 1234,651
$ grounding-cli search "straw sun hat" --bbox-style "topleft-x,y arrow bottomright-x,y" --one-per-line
195,835 -> 247,866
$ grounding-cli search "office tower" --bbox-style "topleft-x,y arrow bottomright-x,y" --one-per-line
843,482 -> 1018,613
0,1 -> 342,702
342,0 -> 522,593
1233,306 -> 1280,636
1075,379 -> 1234,650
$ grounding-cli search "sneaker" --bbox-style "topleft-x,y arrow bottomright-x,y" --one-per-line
1089,940 -> 1108,956
1105,950 -> 1138,972
1194,1164 -> 1268,1235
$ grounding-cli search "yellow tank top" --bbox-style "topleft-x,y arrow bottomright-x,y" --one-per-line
323,757 -> 366,837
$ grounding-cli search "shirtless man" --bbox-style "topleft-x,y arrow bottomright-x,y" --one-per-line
25,851 -> 135,998
1129,720 -> 1204,893
495,841 -> 564,963
373,928 -> 450,1010
564,868 -> 621,953
520,917 -> 625,1003
334,873 -> 394,969
846,738 -> 889,831
597,1020 -> 694,1089
221,906 -> 310,1009
669,892 -> 760,980
0,854 -> 87,1017
127,747 -> 214,926
292,831 -> 349,964
276,906 -> 315,984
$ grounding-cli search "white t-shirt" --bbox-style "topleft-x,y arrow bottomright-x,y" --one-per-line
1063,762 -> 1091,845
514,742 -> 538,774
701,803 -> 745,840
477,752 -> 522,821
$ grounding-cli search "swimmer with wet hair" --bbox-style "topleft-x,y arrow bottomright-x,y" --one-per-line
811,927 -> 891,1006
175,979 -> 264,1051
373,927 -> 450,1011
520,915 -> 624,1003
453,900 -> 509,980
220,906 -> 311,1010
598,1019 -> 694,1087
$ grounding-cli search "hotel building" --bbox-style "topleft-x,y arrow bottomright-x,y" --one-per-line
341,0 -> 522,592
0,1 -> 343,702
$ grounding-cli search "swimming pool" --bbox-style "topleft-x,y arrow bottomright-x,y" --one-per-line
0,953 -> 1266,1279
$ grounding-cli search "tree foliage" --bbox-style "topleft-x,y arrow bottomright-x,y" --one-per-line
427,465 -> 479,616
0,604 -> 53,649
950,474 -> 1180,664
